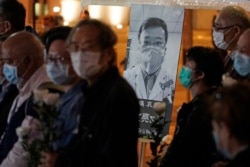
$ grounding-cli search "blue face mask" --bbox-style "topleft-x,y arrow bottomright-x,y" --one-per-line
212,131 -> 233,160
3,64 -> 22,85
179,66 -> 192,88
233,52 -> 250,77
46,62 -> 72,85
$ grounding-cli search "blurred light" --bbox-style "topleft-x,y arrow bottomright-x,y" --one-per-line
53,6 -> 61,13
116,24 -> 123,29
61,0 -> 82,26
64,21 -> 69,25
35,2 -> 40,17
88,5 -> 130,27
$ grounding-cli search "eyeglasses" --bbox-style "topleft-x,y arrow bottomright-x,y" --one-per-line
141,41 -> 165,49
212,24 -> 241,32
45,55 -> 70,63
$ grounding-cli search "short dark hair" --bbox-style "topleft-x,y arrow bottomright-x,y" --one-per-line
42,26 -> 72,53
186,46 -> 224,87
66,19 -> 117,65
138,17 -> 168,43
0,0 -> 26,31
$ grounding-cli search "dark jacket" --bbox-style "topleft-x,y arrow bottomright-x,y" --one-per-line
0,82 -> 64,163
56,66 -> 140,167
160,88 -> 223,167
0,84 -> 19,137
227,147 -> 250,167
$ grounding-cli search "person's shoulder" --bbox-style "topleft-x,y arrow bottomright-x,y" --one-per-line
123,65 -> 140,77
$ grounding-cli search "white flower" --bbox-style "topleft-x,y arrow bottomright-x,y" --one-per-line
153,102 -> 166,115
42,93 -> 60,106
33,89 -> 49,104
161,135 -> 173,145
16,126 -> 31,142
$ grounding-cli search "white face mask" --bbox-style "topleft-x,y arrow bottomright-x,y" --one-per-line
70,51 -> 102,79
212,30 -> 229,50
140,47 -> 164,75
46,61 -> 72,85
233,51 -> 250,76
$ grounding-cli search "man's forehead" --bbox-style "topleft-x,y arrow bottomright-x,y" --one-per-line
72,26 -> 99,43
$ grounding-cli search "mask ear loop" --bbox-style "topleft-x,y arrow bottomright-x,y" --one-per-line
43,48 -> 48,63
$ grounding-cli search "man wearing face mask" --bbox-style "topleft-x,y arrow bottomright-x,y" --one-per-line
124,17 -> 174,102
0,26 -> 85,167
212,6 -> 250,80
0,0 -> 26,138
43,26 -> 88,152
0,39 -> 18,138
222,28 -> 250,86
160,46 -> 224,167
0,32 -> 52,164
39,19 -> 140,167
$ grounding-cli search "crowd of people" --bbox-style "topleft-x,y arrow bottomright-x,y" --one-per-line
0,0 -> 249,167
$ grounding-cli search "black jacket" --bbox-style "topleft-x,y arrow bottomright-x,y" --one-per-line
0,84 -> 18,137
56,67 -> 140,167
160,88 -> 223,167
227,147 -> 250,167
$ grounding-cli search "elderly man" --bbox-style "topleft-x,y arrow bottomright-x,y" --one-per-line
0,32 -> 51,163
212,5 -> 250,76
39,19 -> 140,167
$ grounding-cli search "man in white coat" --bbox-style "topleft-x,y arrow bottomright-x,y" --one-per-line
124,17 -> 174,102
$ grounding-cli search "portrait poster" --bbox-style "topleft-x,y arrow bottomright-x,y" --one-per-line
123,4 -> 184,139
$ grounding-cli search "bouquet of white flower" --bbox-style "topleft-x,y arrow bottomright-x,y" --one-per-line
17,88 -> 60,167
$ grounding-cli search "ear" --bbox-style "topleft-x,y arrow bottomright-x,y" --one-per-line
234,26 -> 242,37
4,21 -> 11,33
195,71 -> 205,80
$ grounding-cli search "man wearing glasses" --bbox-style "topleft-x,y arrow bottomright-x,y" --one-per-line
124,17 -> 174,102
212,5 -> 250,77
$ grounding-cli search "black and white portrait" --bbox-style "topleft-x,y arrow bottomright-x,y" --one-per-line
123,4 -> 184,138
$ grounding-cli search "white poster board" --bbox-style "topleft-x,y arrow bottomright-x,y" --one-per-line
123,4 -> 184,139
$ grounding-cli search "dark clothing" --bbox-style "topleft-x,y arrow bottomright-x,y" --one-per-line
227,147 -> 250,167
56,67 -> 140,167
0,97 -> 31,163
53,80 -> 87,151
224,54 -> 234,74
0,84 -> 18,137
0,82 -> 64,163
160,88 -> 223,167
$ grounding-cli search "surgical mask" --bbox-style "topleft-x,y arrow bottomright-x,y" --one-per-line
178,66 -> 192,88
46,61 -> 72,85
70,51 -> 102,79
140,47 -> 164,75
213,131 -> 233,160
233,51 -> 250,77
3,64 -> 22,85
212,30 -> 229,50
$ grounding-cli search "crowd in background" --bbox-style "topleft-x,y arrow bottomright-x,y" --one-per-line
0,0 -> 249,167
